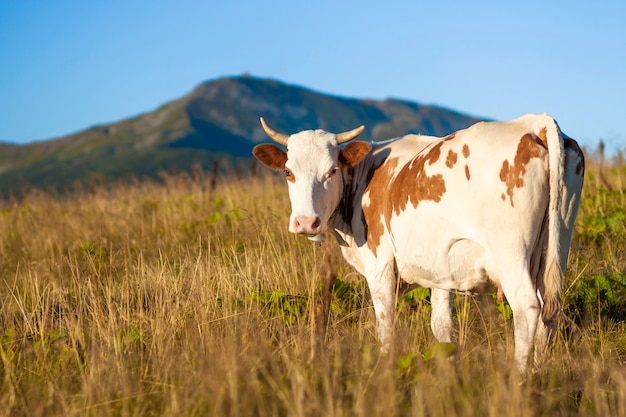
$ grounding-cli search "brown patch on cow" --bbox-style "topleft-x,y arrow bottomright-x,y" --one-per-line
444,133 -> 456,141
499,134 -> 544,207
462,144 -> 470,158
363,142 -> 448,255
501,193 -> 506,201
387,142 -> 446,224
465,165 -> 470,181
445,149 -> 458,168
362,157 -> 400,255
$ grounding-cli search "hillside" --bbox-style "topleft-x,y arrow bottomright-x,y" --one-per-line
0,75 -> 484,194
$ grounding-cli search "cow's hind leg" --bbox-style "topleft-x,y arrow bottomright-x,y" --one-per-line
499,262 -> 541,371
533,313 -> 554,365
430,288 -> 453,343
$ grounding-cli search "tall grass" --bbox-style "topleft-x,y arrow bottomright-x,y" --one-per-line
0,154 -> 625,417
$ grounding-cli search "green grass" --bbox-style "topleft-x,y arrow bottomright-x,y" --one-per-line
0,153 -> 625,416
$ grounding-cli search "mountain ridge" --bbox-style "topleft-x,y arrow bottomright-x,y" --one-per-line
0,75 -> 486,194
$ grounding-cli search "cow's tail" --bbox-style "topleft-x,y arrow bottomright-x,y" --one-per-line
541,115 -> 565,324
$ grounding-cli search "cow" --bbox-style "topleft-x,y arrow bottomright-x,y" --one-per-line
252,114 -> 584,370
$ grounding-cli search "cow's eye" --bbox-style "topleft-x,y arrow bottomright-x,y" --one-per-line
328,167 -> 339,178
284,169 -> 294,179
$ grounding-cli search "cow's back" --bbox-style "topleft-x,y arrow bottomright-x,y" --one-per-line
360,115 -> 553,292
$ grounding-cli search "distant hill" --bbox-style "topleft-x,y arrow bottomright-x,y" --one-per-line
0,75 -> 485,194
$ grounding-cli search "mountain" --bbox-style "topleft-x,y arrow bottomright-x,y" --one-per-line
0,75 -> 485,194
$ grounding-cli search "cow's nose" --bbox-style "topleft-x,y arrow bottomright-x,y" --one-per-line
293,215 -> 321,234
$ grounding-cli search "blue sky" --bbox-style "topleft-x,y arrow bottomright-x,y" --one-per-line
1,1 -> 625,154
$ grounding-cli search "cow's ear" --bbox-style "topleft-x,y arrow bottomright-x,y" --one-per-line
253,144 -> 288,170
340,141 -> 372,166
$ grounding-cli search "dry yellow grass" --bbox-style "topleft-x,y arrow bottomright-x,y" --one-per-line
0,155 -> 625,417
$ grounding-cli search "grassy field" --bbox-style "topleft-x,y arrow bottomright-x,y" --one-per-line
0,152 -> 625,417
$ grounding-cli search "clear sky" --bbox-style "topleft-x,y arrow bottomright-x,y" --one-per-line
1,0 -> 625,154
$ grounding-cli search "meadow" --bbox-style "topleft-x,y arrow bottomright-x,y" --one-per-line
0,150 -> 625,417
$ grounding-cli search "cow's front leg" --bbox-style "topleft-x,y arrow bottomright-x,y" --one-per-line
366,260 -> 397,352
430,288 -> 453,343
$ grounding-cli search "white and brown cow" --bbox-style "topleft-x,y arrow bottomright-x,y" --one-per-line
253,114 -> 584,370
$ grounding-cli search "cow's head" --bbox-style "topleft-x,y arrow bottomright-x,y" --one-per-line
253,117 -> 371,236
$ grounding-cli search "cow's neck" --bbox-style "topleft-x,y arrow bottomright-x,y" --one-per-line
328,148 -> 388,251
328,166 -> 357,246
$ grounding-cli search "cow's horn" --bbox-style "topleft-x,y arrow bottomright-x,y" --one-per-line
336,125 -> 365,144
260,117 -> 289,146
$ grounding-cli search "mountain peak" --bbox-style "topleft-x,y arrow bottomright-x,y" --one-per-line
0,76 -> 484,193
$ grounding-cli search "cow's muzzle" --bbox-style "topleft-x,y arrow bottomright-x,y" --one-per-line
290,215 -> 322,235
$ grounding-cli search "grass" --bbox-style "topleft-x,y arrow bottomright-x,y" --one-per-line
0,152 -> 625,417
